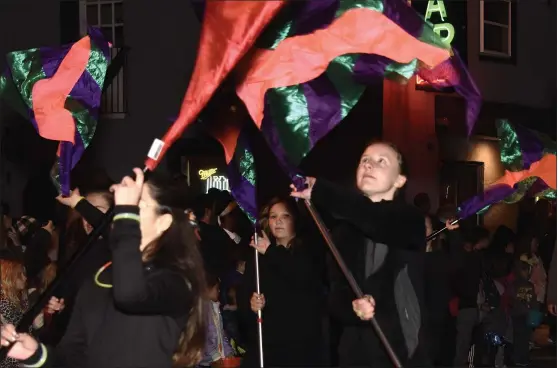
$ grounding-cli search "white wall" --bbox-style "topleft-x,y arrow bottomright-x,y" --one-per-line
467,0 -> 556,108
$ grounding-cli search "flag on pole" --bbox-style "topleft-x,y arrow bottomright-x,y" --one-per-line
209,105 -> 259,224
457,120 -> 556,219
144,0 -> 286,171
235,0 -> 481,177
0,28 -> 110,195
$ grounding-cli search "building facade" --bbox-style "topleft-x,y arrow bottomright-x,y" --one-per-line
0,0 -> 556,226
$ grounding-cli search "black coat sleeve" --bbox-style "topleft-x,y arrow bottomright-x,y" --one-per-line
19,287 -> 89,368
110,206 -> 193,315
74,199 -> 110,238
311,178 -> 426,250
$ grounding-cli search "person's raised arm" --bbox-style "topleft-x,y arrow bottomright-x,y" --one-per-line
57,189 -> 110,238
292,177 -> 424,248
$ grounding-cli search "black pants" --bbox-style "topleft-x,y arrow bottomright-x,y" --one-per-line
512,315 -> 530,365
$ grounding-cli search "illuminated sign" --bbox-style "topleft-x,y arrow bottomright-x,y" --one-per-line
199,168 -> 229,193
414,0 -> 456,90
425,0 -> 455,45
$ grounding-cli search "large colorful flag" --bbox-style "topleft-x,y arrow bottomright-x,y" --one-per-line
457,120 -> 556,219
144,1 -> 286,171
209,105 -> 259,224
0,28 -> 110,195
235,0 -> 481,177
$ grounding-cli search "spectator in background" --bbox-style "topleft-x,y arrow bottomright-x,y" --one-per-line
453,226 -> 490,367
509,259 -> 537,366
192,192 -> 236,279
414,193 -> 443,233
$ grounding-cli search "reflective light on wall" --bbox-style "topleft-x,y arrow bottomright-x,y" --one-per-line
467,140 -> 502,186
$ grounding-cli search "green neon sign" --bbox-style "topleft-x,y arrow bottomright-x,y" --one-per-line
424,0 -> 455,45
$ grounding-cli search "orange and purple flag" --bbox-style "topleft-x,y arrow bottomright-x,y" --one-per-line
0,28 -> 110,195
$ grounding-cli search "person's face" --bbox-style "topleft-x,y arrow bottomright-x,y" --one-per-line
207,284 -> 220,302
268,202 -> 295,243
138,185 -> 173,251
15,269 -> 26,290
356,143 -> 406,202
505,242 -> 514,254
82,193 -> 111,234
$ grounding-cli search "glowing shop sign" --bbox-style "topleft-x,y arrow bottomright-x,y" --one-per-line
416,0 -> 455,88
199,168 -> 229,193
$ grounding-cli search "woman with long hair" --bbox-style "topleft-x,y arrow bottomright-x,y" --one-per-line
238,197 -> 324,367
0,258 -> 44,368
291,141 -> 430,367
1,169 -> 207,368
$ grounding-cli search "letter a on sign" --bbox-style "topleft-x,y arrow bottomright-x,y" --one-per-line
425,0 -> 447,21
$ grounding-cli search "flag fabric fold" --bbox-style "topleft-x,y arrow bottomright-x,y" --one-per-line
457,120 -> 556,219
0,28 -> 110,195
210,107 -> 259,224
235,0 -> 481,177
144,0 -> 286,171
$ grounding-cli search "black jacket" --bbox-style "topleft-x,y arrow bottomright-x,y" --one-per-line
44,200 -> 112,345
237,238 -> 324,366
22,206 -> 192,368
312,179 -> 429,367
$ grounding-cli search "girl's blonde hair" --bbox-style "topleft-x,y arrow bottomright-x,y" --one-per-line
0,259 -> 26,306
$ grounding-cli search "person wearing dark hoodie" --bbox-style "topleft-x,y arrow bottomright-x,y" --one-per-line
44,186 -> 114,344
192,191 -> 236,279
451,226 -> 490,367
290,141 -> 427,367
238,197 -> 324,367
1,169 -> 206,368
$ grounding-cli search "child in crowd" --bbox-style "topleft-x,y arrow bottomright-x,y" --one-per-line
199,275 -> 234,367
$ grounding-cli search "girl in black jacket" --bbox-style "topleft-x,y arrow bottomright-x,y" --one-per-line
2,169 -> 206,368
291,141 -> 429,368
238,197 -> 324,367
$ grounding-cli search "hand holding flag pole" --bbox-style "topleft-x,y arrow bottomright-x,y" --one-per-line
291,179 -> 402,368
302,199 -> 402,368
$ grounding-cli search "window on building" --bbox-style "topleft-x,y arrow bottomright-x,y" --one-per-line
480,0 -> 513,58
79,0 -> 127,118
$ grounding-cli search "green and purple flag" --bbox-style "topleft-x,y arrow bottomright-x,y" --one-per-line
0,28 -> 110,195
210,107 -> 259,224
457,120 -> 556,219
236,0 -> 481,181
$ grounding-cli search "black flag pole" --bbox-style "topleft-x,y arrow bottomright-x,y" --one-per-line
303,200 -> 403,368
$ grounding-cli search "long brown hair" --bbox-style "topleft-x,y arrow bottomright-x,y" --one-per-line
259,197 -> 302,249
142,174 -> 206,367
0,259 -> 26,306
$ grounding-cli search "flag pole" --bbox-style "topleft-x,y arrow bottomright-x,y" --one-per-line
254,231 -> 265,368
303,200 -> 403,368
425,219 -> 459,242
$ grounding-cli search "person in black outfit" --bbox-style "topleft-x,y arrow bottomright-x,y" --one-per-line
192,192 -> 236,279
290,141 -> 427,368
238,197 -> 324,367
43,187 -> 114,345
1,169 -> 207,368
